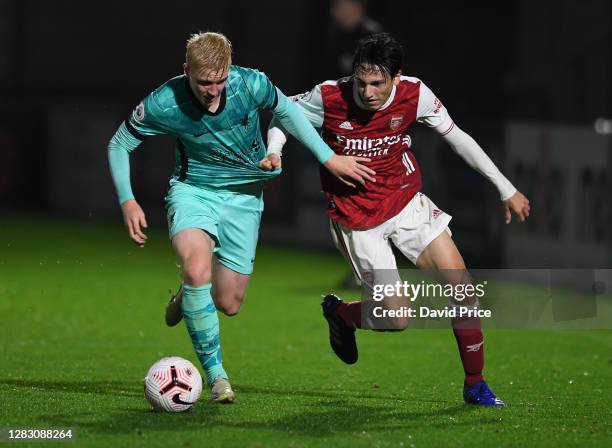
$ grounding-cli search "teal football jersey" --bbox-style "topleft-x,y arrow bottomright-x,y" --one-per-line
125,65 -> 281,187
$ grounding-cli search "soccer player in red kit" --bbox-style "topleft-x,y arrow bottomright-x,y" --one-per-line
267,33 -> 530,406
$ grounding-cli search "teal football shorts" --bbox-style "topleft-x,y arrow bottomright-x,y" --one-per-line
165,178 -> 264,275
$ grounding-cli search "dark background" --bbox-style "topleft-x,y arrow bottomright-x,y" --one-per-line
0,0 -> 610,268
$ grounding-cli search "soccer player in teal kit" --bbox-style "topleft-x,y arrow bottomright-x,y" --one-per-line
107,32 -> 375,403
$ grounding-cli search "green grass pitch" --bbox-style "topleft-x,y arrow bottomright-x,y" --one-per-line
0,217 -> 610,447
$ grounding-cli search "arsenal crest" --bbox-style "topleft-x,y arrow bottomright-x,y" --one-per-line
390,115 -> 403,130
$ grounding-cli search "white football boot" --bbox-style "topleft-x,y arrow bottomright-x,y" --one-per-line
211,378 -> 235,403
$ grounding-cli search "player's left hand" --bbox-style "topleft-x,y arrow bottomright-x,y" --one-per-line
503,191 -> 530,224
259,153 -> 282,171
324,154 -> 376,188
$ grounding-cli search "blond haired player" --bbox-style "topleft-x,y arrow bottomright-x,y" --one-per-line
108,32 -> 375,403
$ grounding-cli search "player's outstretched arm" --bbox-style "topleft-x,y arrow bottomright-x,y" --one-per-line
436,124 -> 529,223
108,123 -> 148,246
417,81 -> 528,223
267,124 -> 374,187
271,90 -> 375,187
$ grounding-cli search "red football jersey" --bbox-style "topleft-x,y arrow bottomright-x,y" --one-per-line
277,76 -> 516,229
319,77 -> 444,229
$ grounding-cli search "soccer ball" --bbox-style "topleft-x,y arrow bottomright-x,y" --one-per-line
144,356 -> 203,412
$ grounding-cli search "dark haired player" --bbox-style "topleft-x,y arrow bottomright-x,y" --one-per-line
267,33 -> 530,406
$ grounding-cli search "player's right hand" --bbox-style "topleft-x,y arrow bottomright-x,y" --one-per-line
259,153 -> 282,171
120,199 -> 148,247
324,154 -> 376,188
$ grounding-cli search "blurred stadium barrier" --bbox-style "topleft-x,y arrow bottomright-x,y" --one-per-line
504,122 -> 611,267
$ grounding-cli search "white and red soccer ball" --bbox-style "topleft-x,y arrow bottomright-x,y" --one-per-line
144,356 -> 202,412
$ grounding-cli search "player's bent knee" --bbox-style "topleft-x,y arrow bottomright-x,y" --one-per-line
182,262 -> 212,286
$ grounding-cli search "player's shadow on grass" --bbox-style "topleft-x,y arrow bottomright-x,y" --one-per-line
0,379 -> 142,397
235,384 -> 413,402
37,383 -> 500,438
212,401 -> 500,436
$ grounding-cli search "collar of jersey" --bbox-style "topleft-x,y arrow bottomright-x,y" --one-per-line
352,80 -> 396,112
185,77 -> 227,116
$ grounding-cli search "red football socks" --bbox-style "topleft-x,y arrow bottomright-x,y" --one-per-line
337,301 -> 363,329
338,300 -> 485,384
452,316 -> 485,385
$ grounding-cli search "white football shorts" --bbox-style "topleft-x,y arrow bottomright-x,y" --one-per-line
330,192 -> 452,300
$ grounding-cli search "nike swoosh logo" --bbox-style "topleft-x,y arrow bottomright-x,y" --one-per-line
171,393 -> 196,406
193,132 -> 205,137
